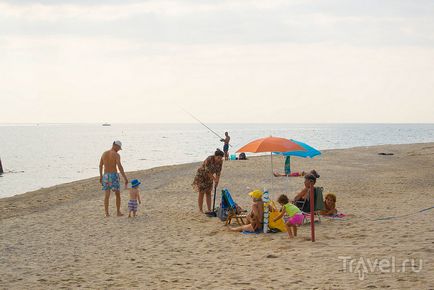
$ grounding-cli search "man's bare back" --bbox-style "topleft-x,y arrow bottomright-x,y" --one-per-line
99,147 -> 128,187
101,149 -> 120,174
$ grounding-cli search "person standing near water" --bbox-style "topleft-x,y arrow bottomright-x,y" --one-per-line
192,149 -> 224,213
220,132 -> 230,161
99,141 -> 129,217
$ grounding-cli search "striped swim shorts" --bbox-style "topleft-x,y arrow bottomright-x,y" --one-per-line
128,200 -> 138,212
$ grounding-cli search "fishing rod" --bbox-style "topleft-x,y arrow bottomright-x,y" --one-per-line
181,107 -> 232,147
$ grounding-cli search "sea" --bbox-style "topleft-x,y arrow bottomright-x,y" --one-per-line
1,123 -> 434,198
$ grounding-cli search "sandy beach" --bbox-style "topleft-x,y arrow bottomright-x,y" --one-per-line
0,143 -> 433,289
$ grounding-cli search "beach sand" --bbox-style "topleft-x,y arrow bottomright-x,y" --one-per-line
0,143 -> 433,289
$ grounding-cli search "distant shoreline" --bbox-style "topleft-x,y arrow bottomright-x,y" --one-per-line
2,123 -> 434,198
1,122 -> 434,126
2,141 -> 434,201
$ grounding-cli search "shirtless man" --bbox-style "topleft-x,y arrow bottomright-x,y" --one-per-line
220,132 -> 230,160
99,141 -> 128,217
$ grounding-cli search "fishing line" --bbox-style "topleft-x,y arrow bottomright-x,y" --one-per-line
180,107 -> 233,147
372,205 -> 434,221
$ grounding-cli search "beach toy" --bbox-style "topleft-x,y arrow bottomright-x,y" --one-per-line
230,154 -> 236,160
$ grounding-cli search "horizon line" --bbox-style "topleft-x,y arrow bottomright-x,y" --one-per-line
1,122 -> 434,125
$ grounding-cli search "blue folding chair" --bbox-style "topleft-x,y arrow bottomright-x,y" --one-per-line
221,189 -> 247,225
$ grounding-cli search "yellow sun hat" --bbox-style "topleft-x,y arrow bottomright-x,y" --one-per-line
248,189 -> 263,199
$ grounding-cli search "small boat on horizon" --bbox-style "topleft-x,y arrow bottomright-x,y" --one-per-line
102,123 -> 111,126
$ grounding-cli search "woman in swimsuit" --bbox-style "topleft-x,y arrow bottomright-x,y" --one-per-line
293,170 -> 320,208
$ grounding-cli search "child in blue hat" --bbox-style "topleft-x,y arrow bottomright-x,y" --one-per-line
128,179 -> 142,218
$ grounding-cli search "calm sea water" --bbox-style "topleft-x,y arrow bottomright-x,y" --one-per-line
1,123 -> 434,198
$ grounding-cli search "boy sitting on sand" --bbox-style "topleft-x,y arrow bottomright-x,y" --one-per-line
128,179 -> 142,218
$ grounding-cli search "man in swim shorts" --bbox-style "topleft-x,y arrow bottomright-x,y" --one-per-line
220,132 -> 230,160
99,140 -> 129,217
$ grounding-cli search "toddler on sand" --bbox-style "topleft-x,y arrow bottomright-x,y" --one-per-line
273,194 -> 304,238
128,179 -> 141,218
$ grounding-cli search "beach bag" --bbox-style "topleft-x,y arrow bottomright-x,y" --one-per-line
217,206 -> 228,221
268,201 -> 287,232
269,211 -> 286,232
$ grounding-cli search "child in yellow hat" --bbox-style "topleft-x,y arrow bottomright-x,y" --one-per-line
230,189 -> 264,233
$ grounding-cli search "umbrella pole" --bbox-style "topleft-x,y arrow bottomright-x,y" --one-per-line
286,156 -> 290,194
310,185 -> 315,242
270,153 -> 273,193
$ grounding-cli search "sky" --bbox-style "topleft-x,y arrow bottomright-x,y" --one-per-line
1,0 -> 434,123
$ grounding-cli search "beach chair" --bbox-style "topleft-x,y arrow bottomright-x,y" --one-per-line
221,189 -> 247,226
295,187 -> 325,224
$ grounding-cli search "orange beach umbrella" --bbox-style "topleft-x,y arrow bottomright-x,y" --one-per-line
236,136 -> 316,242
236,136 -> 305,153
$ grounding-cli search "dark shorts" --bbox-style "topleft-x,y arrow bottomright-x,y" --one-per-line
223,144 -> 229,152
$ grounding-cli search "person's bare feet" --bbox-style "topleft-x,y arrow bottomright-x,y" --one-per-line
117,212 -> 124,217
105,213 -> 110,217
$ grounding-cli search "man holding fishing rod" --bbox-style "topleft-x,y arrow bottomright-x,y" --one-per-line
221,132 -> 231,160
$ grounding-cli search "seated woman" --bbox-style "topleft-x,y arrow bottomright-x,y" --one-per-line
292,170 -> 320,209
320,193 -> 337,216
230,190 -> 264,232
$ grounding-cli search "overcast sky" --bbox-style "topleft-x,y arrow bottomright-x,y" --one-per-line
1,0 -> 433,123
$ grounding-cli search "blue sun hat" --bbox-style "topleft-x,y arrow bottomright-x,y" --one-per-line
131,179 -> 141,188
